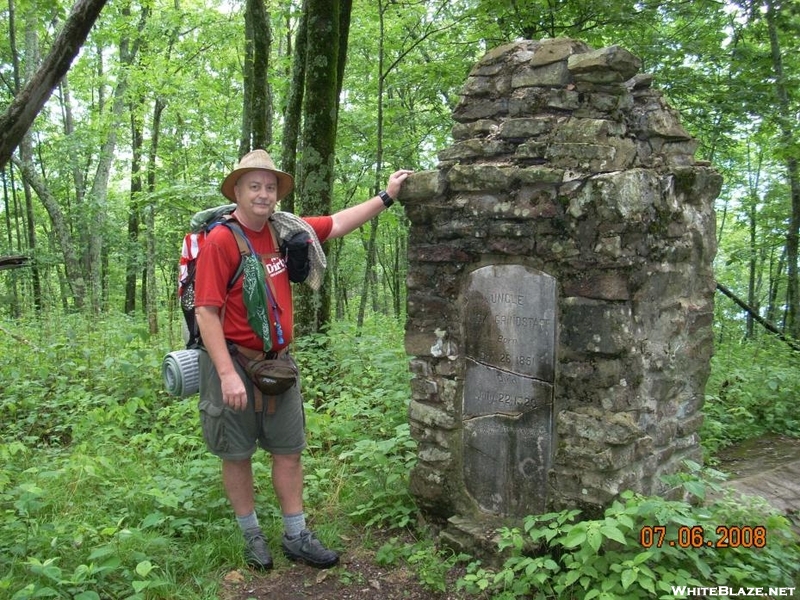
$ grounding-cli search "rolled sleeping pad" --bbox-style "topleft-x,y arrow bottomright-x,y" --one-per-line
162,349 -> 201,397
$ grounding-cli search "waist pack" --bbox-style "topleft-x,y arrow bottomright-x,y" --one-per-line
233,347 -> 298,396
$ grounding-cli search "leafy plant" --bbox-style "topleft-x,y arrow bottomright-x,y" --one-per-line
2,309 -> 798,599
376,536 -> 469,593
701,336 -> 800,456
457,467 -> 799,600
295,317 -> 417,529
0,315 -> 245,598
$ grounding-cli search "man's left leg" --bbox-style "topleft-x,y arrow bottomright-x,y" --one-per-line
272,453 -> 303,514
272,453 -> 339,569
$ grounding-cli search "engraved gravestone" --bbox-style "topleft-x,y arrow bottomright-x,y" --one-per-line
463,265 -> 557,516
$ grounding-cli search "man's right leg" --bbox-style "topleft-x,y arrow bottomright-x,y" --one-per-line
222,458 -> 273,570
199,352 -> 271,569
263,384 -> 339,569
222,458 -> 256,516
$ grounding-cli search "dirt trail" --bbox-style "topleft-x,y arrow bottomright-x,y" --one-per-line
714,433 -> 800,532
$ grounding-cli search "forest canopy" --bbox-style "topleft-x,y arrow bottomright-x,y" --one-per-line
1,0 -> 799,340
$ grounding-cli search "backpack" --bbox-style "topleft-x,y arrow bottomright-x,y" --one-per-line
178,205 -> 313,349
179,206 -> 250,349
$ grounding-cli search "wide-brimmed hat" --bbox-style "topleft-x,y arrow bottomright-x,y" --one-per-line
220,149 -> 294,202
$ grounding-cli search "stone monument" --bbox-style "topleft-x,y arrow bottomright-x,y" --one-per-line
400,38 -> 721,552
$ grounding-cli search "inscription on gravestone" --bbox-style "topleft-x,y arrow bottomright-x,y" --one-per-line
463,265 -> 557,516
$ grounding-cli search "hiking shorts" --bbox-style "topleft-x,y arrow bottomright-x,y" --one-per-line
198,350 -> 306,461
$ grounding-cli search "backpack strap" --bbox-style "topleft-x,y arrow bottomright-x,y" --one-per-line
208,219 -> 251,334
221,219 -> 251,290
262,220 -> 283,310
216,216 -> 280,287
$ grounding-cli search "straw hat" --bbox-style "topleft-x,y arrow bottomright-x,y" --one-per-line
220,149 -> 294,202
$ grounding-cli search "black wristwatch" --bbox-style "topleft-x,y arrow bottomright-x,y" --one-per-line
379,190 -> 394,208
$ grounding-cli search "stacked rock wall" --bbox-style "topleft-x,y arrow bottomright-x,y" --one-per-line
401,38 -> 721,528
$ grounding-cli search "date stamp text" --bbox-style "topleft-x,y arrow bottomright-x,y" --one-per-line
639,525 -> 766,549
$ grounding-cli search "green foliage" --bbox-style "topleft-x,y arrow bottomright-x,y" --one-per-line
0,315 -> 800,599
0,313 -> 415,598
457,469 -> 799,600
294,316 -> 417,529
1,314 -> 166,447
701,335 -> 800,456
1,306 -> 799,598
3,0 -> 799,346
1,291 -> 797,600
376,536 -> 470,593
0,314 -> 233,597
3,1 -> 800,596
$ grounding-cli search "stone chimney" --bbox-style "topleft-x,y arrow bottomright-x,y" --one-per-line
400,38 -> 721,551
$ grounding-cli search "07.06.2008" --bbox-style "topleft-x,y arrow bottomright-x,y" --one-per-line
639,525 -> 767,549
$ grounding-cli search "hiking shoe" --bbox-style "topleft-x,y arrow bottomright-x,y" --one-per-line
243,528 -> 273,570
281,529 -> 339,569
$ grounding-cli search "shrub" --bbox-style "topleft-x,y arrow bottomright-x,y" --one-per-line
0,313 -> 415,598
701,336 -> 800,456
458,469 -> 799,599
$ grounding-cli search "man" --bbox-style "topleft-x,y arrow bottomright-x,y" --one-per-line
194,149 -> 411,570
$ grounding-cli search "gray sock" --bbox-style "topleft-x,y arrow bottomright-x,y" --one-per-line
236,511 -> 260,532
282,512 -> 306,539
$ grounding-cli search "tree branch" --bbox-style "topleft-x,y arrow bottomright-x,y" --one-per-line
716,282 -> 800,351
0,0 -> 108,168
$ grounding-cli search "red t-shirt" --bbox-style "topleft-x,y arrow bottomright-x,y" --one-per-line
194,216 -> 332,352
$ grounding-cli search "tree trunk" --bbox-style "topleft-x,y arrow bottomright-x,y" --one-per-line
61,78 -> 86,206
86,4 -> 147,313
394,230 -> 404,317
767,247 -> 786,325
294,0 -> 342,336
20,142 -> 41,311
356,218 -> 378,328
279,1 -> 308,214
336,0 -> 352,110
357,0 -> 389,330
744,144 -> 763,339
746,194 -> 757,339
12,156 -> 87,309
125,102 -> 144,314
717,282 -> 800,351
16,0 -> 43,311
0,0 -> 108,169
330,237 -> 348,320
1,168 -> 22,315
766,0 -> 800,338
144,98 -> 165,335
241,0 -> 272,155
378,227 -> 404,318
4,0 -> 23,312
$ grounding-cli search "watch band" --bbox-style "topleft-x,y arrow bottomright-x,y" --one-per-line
379,190 -> 394,208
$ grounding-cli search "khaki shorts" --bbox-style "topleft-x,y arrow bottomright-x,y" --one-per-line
198,350 -> 306,460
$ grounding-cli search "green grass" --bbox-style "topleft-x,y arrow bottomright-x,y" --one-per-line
458,473 -> 799,600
